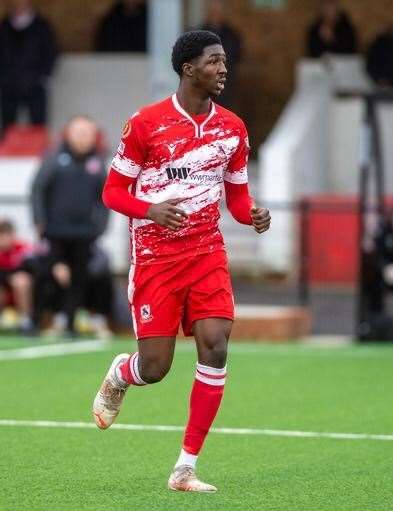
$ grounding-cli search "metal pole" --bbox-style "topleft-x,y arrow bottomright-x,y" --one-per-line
148,0 -> 183,102
298,198 -> 310,306
369,98 -> 386,218
357,96 -> 373,341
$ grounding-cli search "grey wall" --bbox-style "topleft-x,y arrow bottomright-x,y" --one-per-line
49,54 -> 149,152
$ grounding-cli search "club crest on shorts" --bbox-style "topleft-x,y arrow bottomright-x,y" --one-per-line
140,304 -> 153,323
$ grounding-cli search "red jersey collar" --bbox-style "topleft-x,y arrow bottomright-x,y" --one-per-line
171,93 -> 216,138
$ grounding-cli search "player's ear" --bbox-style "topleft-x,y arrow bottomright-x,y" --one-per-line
182,62 -> 194,78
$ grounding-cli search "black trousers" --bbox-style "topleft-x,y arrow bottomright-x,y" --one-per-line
48,239 -> 92,332
86,273 -> 113,317
32,252 -> 114,328
1,84 -> 47,132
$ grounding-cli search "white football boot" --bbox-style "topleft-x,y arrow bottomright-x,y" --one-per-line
168,465 -> 217,493
93,353 -> 130,429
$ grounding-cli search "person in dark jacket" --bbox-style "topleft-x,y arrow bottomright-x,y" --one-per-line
0,0 -> 57,134
95,0 -> 147,52
306,0 -> 358,58
31,116 -> 109,335
32,241 -> 114,338
366,25 -> 393,88
198,0 -> 242,108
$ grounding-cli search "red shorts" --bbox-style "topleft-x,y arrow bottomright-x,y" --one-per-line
128,250 -> 234,339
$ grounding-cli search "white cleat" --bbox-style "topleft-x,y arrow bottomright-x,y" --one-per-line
168,465 -> 217,493
92,353 -> 130,429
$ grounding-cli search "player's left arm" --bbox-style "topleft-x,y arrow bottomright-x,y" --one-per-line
224,121 -> 271,234
224,181 -> 252,225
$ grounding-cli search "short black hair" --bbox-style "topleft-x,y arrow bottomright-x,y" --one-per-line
171,30 -> 222,77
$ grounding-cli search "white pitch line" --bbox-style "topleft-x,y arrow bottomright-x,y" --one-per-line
2,339 -> 393,362
0,419 -> 392,442
0,340 -> 108,361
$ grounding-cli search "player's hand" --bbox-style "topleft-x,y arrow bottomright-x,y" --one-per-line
147,201 -> 188,231
250,206 -> 271,234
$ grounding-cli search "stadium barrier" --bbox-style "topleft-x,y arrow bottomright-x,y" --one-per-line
0,194 -> 365,338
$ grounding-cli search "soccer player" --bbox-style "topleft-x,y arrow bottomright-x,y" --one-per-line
93,30 -> 271,492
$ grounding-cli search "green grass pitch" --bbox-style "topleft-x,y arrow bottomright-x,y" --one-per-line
1,337 -> 393,510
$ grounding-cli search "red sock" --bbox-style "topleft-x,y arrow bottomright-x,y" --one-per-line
182,363 -> 226,455
118,352 -> 146,386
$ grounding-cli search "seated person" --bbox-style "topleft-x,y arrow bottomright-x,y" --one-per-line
306,0 -> 358,58
366,25 -> 393,88
0,219 -> 35,333
33,241 -> 114,338
95,0 -> 147,52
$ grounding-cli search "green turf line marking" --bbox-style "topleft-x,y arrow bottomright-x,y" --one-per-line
0,419 -> 392,442
0,340 -> 109,360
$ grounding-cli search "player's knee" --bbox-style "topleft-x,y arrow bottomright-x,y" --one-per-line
200,335 -> 228,368
9,271 -> 32,291
52,263 -> 71,287
139,359 -> 170,384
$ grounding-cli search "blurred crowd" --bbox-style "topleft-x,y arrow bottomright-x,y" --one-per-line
0,0 -> 149,138
0,0 -> 392,137
306,0 -> 393,88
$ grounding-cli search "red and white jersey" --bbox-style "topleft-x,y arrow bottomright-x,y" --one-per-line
111,94 -> 249,264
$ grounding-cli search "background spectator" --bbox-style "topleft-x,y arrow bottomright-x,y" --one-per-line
32,242 -> 114,338
0,219 -> 35,334
366,25 -> 393,89
198,0 -> 242,108
306,0 -> 358,59
95,0 -> 147,53
31,116 -> 109,336
0,0 -> 57,135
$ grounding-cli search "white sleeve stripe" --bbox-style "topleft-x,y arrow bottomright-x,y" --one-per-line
224,168 -> 248,184
111,162 -> 133,178
111,154 -> 141,178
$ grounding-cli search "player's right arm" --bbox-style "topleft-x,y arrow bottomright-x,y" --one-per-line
103,114 -> 187,230
102,171 -> 186,230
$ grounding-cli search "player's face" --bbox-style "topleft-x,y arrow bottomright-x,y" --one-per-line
192,44 -> 227,97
